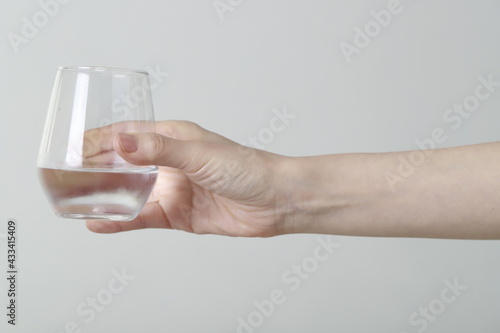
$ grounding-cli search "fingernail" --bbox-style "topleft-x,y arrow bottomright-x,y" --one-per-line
118,133 -> 138,153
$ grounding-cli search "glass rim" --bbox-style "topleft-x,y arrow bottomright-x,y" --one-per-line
58,66 -> 149,75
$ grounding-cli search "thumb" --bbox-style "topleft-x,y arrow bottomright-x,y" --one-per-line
114,132 -> 210,172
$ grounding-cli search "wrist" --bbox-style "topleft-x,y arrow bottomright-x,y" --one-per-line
274,153 -> 390,236
272,154 -> 345,235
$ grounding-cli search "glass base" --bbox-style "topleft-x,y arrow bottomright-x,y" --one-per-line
55,212 -> 136,221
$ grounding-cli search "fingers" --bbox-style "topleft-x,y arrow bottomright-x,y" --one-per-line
114,132 -> 214,173
85,201 -> 172,233
82,120 -> 231,165
82,121 -> 155,159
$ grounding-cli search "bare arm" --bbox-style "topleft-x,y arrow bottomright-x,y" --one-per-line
280,142 -> 500,239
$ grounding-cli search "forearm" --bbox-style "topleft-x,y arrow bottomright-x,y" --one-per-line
279,142 -> 500,239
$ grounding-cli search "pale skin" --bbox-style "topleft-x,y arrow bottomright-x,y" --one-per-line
85,121 -> 500,239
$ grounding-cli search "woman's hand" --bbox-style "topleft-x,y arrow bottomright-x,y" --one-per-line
86,121 -> 290,237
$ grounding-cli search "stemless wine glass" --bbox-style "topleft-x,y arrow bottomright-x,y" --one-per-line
37,66 -> 158,221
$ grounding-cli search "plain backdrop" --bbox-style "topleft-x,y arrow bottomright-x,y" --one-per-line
1,1 -> 500,332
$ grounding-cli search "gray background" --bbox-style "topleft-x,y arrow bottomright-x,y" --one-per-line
1,1 -> 500,332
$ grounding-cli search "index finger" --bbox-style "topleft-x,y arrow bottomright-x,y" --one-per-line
82,120 -> 155,162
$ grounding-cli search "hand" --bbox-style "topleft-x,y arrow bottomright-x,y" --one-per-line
85,121 -> 289,237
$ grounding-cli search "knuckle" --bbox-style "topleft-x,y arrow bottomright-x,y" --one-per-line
149,133 -> 167,153
179,121 -> 205,140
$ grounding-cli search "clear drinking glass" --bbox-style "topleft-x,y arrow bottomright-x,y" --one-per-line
37,66 -> 158,221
